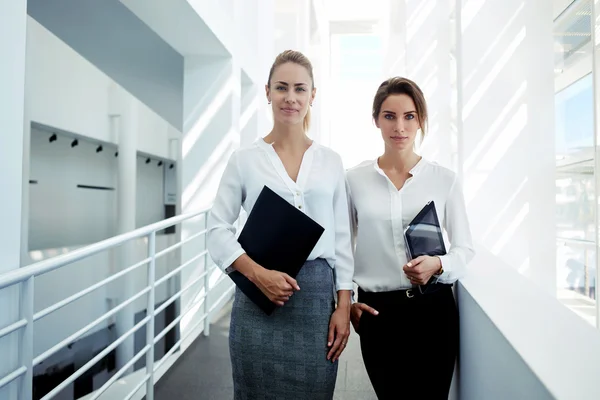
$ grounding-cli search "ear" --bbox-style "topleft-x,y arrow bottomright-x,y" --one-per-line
265,84 -> 270,102
374,116 -> 380,129
311,87 -> 317,104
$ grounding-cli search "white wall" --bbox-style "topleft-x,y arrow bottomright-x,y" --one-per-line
459,0 -> 556,294
26,19 -> 174,158
459,248 -> 600,400
0,1 -> 27,399
20,17 -> 182,366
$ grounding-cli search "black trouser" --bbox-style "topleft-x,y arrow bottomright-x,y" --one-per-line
358,285 -> 459,400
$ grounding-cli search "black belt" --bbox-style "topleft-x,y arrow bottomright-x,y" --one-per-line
358,283 -> 453,304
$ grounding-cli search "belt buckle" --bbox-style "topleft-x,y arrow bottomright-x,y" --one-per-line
406,289 -> 414,298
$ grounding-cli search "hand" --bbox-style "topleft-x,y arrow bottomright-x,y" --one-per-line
350,302 -> 379,333
327,305 -> 351,362
402,256 -> 442,285
254,268 -> 300,306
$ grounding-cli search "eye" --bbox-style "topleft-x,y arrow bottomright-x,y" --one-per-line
296,87 -> 306,92
276,86 -> 286,91
384,114 -> 395,120
405,114 -> 415,120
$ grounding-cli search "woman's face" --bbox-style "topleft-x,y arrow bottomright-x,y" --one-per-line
375,94 -> 420,151
266,62 -> 316,127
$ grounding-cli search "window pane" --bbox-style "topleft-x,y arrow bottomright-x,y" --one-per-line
557,239 -> 596,326
556,170 -> 594,241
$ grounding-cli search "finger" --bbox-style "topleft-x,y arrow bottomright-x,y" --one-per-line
327,323 -> 335,349
358,303 -> 379,316
282,273 -> 300,291
333,334 -> 349,362
277,289 -> 294,297
275,296 -> 290,303
327,330 -> 344,361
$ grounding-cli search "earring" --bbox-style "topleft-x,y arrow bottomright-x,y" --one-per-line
268,101 -> 271,104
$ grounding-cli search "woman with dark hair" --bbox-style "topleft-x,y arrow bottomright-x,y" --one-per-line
347,77 -> 475,399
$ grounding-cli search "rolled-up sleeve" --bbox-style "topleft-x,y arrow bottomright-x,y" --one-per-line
437,176 -> 475,283
332,162 -> 355,291
206,151 -> 246,272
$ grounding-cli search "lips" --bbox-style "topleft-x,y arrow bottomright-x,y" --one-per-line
390,136 -> 408,140
281,108 -> 298,113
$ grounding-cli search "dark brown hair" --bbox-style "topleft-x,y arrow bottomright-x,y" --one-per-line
372,77 -> 428,138
267,50 -> 314,132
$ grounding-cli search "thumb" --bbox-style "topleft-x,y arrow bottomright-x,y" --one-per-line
407,255 -> 427,267
282,273 -> 300,290
359,303 -> 379,316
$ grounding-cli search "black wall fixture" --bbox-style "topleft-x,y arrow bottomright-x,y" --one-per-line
96,145 -> 103,153
158,161 -> 163,167
71,139 -> 78,148
49,133 -> 57,143
145,158 -> 151,164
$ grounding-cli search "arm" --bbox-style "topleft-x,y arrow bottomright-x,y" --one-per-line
327,165 -> 354,362
206,151 -> 246,272
332,168 -> 355,297
436,175 -> 476,284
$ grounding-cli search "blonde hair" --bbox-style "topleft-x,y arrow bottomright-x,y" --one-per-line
372,77 -> 428,140
267,50 -> 314,132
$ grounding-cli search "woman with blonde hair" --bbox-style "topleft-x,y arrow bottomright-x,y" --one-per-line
207,50 -> 354,399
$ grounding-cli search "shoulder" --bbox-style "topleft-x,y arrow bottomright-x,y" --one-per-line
314,143 -> 343,164
346,160 -> 376,181
228,141 -> 264,163
420,159 -> 459,186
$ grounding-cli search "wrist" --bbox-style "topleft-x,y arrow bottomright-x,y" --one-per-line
248,264 -> 266,284
336,290 -> 352,310
433,257 -> 444,275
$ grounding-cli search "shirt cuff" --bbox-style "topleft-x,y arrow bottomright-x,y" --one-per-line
436,255 -> 451,282
335,283 -> 355,292
219,249 -> 246,274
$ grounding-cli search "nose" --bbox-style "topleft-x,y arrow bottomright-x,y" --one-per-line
395,120 -> 405,133
284,92 -> 296,104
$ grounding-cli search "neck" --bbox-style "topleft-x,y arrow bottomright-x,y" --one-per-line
264,121 -> 311,151
379,147 -> 421,173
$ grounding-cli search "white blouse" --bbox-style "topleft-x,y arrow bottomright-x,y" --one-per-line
206,138 -> 354,291
346,158 -> 475,292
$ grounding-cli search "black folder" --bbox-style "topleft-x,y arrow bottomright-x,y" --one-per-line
403,201 -> 447,292
228,186 -> 325,315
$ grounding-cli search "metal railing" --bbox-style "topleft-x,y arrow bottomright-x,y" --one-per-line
0,206 -> 235,400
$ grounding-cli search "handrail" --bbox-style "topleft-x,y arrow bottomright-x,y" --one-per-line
0,206 -> 210,290
0,204 -> 236,400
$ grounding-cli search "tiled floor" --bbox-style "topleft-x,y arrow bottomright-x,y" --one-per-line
155,301 -> 377,399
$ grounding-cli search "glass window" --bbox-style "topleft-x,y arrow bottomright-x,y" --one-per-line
554,0 -> 596,325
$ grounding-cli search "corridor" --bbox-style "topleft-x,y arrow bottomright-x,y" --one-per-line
154,302 -> 377,399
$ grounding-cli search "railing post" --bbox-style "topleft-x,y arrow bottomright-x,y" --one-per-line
203,215 -> 210,337
146,232 -> 156,400
20,277 -> 33,400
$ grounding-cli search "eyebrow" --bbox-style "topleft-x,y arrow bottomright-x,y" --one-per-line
382,110 -> 417,115
275,81 -> 308,86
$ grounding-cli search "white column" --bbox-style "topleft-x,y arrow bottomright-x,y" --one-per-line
405,0 -> 453,169
592,0 -> 600,327
0,1 -> 27,399
458,0 -> 555,293
114,98 -> 138,370
381,0 -> 407,78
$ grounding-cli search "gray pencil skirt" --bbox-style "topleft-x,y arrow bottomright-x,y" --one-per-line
229,258 -> 338,400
